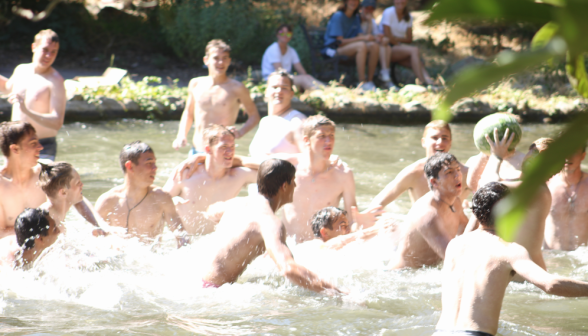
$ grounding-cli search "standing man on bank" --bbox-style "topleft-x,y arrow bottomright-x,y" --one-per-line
0,29 -> 65,161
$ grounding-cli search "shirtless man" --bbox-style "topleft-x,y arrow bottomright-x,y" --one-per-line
172,39 -> 260,154
0,121 -> 100,238
201,158 -> 342,293
0,208 -> 61,268
283,115 -> 383,243
0,29 -> 65,161
164,125 -> 257,235
308,206 -> 398,250
435,182 -> 588,336
95,141 -> 186,243
370,120 -> 469,208
388,152 -> 468,270
545,146 -> 588,250
469,131 -> 552,271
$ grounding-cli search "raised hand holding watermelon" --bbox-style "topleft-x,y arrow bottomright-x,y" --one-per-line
485,127 -> 516,161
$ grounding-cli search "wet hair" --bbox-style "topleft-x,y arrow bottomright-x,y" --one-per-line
267,69 -> 294,90
311,206 -> 348,238
424,152 -> 458,187
337,0 -> 360,16
34,29 -> 59,45
257,158 -> 296,198
38,162 -> 75,198
471,182 -> 510,227
15,208 -> 52,250
276,24 -> 293,35
303,115 -> 336,138
205,39 -> 231,57
204,124 -> 235,147
119,141 -> 154,173
423,120 -> 451,138
0,121 -> 36,157
522,137 -> 554,170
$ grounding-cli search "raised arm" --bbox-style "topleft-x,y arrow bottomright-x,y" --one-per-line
342,169 -> 383,230
261,218 -> 341,293
324,218 -> 398,250
510,243 -> 588,297
234,84 -> 260,139
8,77 -> 66,131
479,128 -> 521,188
370,163 -> 418,207
173,79 -> 197,150
73,197 -> 103,228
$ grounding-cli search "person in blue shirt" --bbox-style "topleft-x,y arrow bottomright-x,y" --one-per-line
323,0 -> 379,91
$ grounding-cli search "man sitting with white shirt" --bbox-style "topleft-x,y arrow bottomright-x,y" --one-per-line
261,24 -> 324,91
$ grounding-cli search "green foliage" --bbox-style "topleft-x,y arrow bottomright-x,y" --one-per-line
428,0 -> 588,241
289,25 -> 312,72
81,76 -> 187,117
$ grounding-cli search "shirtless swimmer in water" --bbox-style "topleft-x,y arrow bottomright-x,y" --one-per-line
201,158 -> 343,293
172,39 -> 260,154
370,120 -> 469,208
436,182 -> 588,336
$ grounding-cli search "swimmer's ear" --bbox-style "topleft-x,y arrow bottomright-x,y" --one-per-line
421,136 -> 426,148
319,227 -> 328,240
429,177 -> 437,189
205,145 -> 211,154
9,143 -> 20,155
124,160 -> 133,172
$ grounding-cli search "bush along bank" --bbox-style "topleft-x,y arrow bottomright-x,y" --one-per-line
0,76 -> 585,124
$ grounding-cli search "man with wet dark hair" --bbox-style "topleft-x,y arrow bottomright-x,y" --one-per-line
0,208 -> 61,268
436,182 -> 588,336
388,152 -> 468,270
96,141 -> 186,244
201,159 -> 342,293
0,121 -> 100,239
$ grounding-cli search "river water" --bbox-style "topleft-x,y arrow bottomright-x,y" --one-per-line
1,120 -> 587,335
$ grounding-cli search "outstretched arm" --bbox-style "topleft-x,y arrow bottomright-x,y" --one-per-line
8,79 -> 65,131
324,217 -> 399,250
261,217 -> 342,293
479,128 -> 521,189
342,169 -> 383,230
511,243 -> 588,297
234,84 -> 260,139
74,197 -> 103,228
370,164 -> 418,208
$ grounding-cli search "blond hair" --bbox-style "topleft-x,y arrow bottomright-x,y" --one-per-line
204,124 -> 235,147
303,115 -> 336,138
423,120 -> 451,138
39,162 -> 74,198
205,39 -> 231,57
34,29 -> 59,45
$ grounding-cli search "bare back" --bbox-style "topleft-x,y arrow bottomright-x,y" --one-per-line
545,172 -> 588,250
9,64 -> 65,139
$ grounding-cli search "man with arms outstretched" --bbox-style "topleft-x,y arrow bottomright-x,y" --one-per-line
0,29 -> 65,161
435,182 -> 588,336
172,39 -> 260,154
544,146 -> 588,250
388,152 -> 468,270
164,125 -> 257,235
370,120 -> 469,208
201,158 -> 342,293
0,121 -> 101,238
96,141 -> 186,244
283,115 -> 383,243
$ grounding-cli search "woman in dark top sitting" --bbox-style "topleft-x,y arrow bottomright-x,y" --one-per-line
323,0 -> 380,91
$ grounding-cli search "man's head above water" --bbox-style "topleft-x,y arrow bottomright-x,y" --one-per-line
257,158 -> 296,201
424,152 -> 462,194
302,115 -> 336,158
311,207 -> 350,242
471,182 -> 510,228
119,141 -> 157,185
15,208 -> 60,251
422,120 -> 452,157
39,161 -> 84,205
204,124 -> 236,169
32,29 -> 59,71
0,121 -> 43,166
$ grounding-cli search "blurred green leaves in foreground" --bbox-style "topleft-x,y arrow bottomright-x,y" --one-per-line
427,0 -> 588,241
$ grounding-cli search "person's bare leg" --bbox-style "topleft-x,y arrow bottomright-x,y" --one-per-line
293,74 -> 325,91
390,45 -> 427,85
380,37 -> 391,69
366,42 -> 379,82
337,41 -> 368,82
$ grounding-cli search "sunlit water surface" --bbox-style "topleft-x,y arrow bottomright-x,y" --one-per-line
1,120 -> 588,335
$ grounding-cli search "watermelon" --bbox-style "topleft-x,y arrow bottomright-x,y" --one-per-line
473,113 -> 522,155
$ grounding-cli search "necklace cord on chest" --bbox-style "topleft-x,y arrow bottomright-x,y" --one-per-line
126,190 -> 150,228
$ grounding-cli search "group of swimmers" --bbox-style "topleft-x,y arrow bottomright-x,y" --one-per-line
1,29 -> 588,336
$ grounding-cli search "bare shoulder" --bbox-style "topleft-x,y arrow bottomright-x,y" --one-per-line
150,186 -> 174,202
408,195 -> 437,225
49,68 -> 64,84
188,76 -> 206,89
401,158 -> 426,177
96,186 -> 124,206
227,78 -> 249,94
229,166 -> 255,176
465,153 -> 484,167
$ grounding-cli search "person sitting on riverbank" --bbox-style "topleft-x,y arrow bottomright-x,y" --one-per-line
164,125 -> 257,235
370,120 -> 469,208
38,161 -> 105,236
96,141 -> 186,244
545,145 -> 588,251
201,158 -> 343,293
435,182 -> 588,336
0,208 -> 61,269
308,206 -> 398,250
261,25 -> 323,91
0,121 -> 101,239
388,152 -> 468,270
283,115 -> 384,243
172,39 -> 260,155
466,133 -> 553,273
0,29 -> 66,161
380,0 -> 434,87
323,0 -> 379,91
249,70 -> 307,157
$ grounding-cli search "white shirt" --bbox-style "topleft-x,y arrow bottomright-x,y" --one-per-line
380,6 -> 413,39
249,110 -> 307,157
261,42 -> 301,80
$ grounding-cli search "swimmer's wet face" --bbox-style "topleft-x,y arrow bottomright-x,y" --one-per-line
421,126 -> 451,157
425,152 -> 462,194
32,37 -> 59,71
15,131 -> 43,167
311,207 -> 349,241
209,134 -> 235,169
129,152 -> 157,185
67,169 -> 84,204
15,208 -> 60,250
266,73 -> 294,106
308,125 -> 335,158
471,182 -> 510,227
